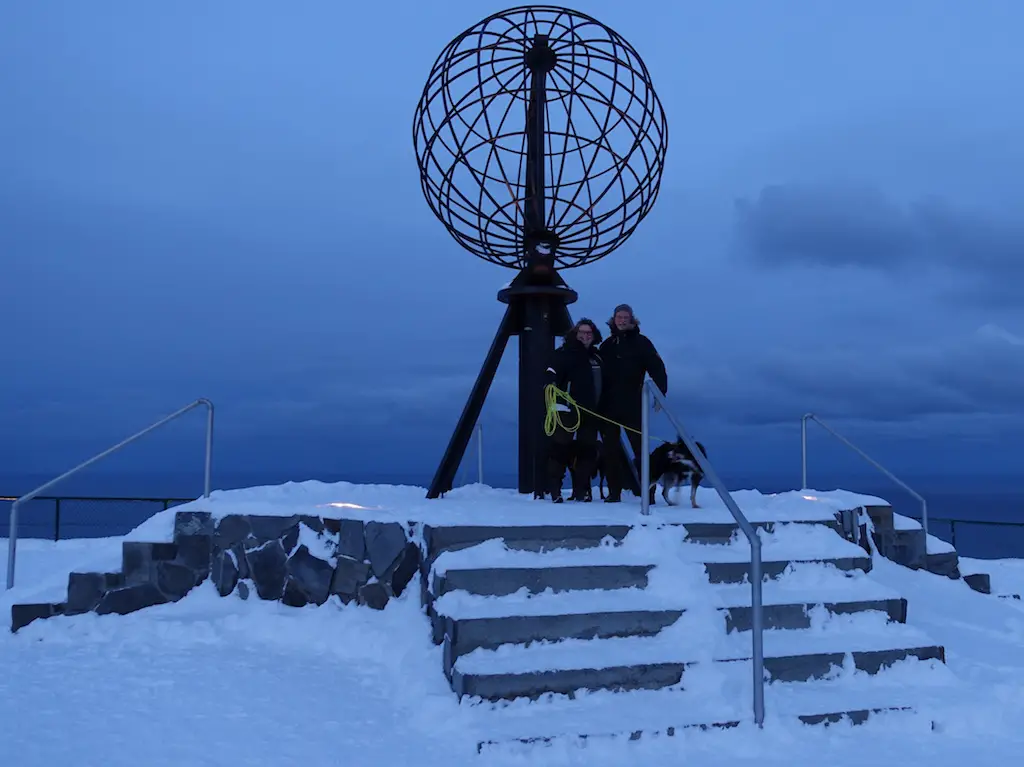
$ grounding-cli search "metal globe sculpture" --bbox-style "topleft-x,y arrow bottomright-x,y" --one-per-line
415,5 -> 669,499
413,5 -> 668,271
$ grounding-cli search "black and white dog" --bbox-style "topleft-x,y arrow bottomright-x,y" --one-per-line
649,439 -> 707,508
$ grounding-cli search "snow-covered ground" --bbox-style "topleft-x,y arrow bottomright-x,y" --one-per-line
2,482 -> 1024,766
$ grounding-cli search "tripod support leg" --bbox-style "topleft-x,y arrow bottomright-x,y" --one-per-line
426,307 -> 515,499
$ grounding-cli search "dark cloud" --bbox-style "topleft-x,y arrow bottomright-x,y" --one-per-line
661,325 -> 1024,430
733,184 -> 1024,292
733,184 -> 920,269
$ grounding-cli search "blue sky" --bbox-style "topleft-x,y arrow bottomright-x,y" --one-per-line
4,0 -> 1024,491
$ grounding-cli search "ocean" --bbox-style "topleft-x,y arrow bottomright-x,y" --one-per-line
2,469 -> 1022,561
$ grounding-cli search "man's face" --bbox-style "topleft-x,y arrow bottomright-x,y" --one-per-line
614,310 -> 632,330
576,324 -> 595,347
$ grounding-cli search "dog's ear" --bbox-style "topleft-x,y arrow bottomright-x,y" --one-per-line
695,441 -> 707,457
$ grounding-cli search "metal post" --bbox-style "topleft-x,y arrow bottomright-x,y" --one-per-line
640,384 -> 651,516
203,398 -> 214,498
7,501 -> 19,588
749,535 -> 766,726
53,499 -> 61,542
921,496 -> 930,550
476,422 -> 484,485
800,414 -> 809,490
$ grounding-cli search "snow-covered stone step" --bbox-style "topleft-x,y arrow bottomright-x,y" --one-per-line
422,510 -> 848,563
468,655 -> 953,749
431,556 -> 875,598
428,524 -> 872,596
451,610 -> 944,700
437,567 -> 908,662
435,561 -> 901,620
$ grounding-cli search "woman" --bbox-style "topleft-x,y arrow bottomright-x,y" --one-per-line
545,318 -> 604,502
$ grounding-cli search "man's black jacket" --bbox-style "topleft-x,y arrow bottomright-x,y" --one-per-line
598,325 -> 667,425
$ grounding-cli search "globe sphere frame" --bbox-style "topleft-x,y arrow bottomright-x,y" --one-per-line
412,4 -> 669,272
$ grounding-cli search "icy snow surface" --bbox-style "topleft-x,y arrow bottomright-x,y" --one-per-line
2,482 -> 1024,766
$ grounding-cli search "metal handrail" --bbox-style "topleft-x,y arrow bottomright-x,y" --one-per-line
801,413 -> 930,554
641,380 -> 765,727
5,398 -> 214,590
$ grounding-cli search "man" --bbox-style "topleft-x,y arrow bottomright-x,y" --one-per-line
545,318 -> 604,503
598,303 -> 668,503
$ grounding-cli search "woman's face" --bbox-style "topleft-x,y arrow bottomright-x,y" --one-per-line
576,324 -> 595,347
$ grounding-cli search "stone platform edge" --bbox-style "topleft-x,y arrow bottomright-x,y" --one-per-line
11,511 -> 422,633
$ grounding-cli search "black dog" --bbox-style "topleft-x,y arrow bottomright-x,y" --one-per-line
649,439 -> 707,508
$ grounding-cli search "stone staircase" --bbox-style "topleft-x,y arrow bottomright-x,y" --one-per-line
420,503 -> 954,748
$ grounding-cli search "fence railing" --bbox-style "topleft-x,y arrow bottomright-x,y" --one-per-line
0,495 -> 195,542
640,379 -> 766,728
4,495 -> 1020,558
6,398 -> 214,590
896,514 -> 1024,555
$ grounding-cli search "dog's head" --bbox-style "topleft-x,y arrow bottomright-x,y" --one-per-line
666,439 -> 707,473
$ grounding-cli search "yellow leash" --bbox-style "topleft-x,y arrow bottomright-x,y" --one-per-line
543,383 -> 671,444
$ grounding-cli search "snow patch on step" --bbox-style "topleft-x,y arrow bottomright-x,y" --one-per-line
455,606 -> 938,676
430,520 -> 867,577
463,656 -> 954,742
433,561 -> 900,620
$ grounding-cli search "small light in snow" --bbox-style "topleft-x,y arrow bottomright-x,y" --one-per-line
320,502 -> 379,510
801,495 -> 820,501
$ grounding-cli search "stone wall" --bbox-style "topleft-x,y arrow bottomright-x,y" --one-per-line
11,511 -> 422,633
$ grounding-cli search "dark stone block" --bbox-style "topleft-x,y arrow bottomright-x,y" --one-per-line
284,544 -> 334,607
11,602 -> 65,633
248,515 -> 302,542
175,534 -> 213,579
123,542 -> 178,585
925,551 -> 960,579
95,583 -> 169,616
215,515 -> 252,549
174,510 -> 214,540
282,579 -> 309,607
337,519 -> 365,561
359,581 -> 390,610
331,556 -> 371,601
386,543 -> 421,598
155,561 -> 200,600
280,523 -> 300,555
964,572 -> 991,595
243,536 -> 268,551
864,505 -> 894,532
364,521 -> 407,578
297,515 -> 325,534
873,528 -> 927,569
246,540 -> 288,600
231,543 -> 250,580
322,518 -> 341,535
66,572 -> 123,616
211,550 -> 240,597
237,581 -> 250,600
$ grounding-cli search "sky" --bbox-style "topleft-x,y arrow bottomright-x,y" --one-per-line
3,0 -> 1024,493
